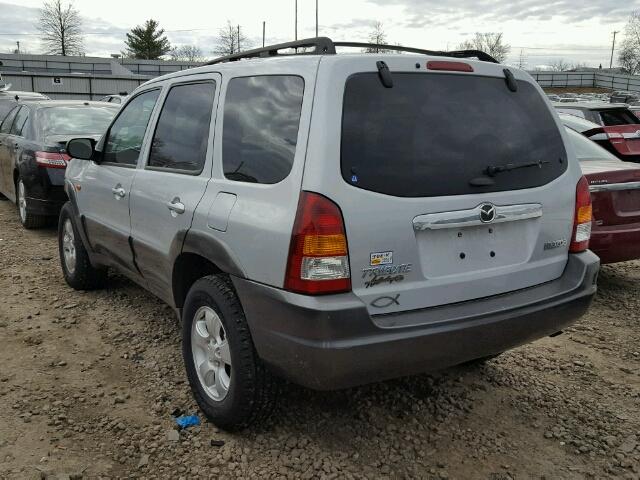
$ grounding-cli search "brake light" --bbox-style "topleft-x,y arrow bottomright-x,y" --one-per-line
570,176 -> 592,253
36,151 -> 71,169
427,61 -> 474,72
284,192 -> 351,295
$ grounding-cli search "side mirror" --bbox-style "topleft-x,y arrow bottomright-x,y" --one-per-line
67,138 -> 95,161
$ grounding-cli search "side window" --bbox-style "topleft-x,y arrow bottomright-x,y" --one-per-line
103,89 -> 160,166
0,106 -> 19,134
10,106 -> 29,137
148,82 -> 216,172
223,75 -> 304,184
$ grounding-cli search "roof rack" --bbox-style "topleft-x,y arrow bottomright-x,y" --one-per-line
205,36 -> 499,65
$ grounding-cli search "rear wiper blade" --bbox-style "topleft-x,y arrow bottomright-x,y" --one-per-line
485,159 -> 550,177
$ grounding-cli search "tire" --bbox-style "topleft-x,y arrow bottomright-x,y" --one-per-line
58,203 -> 107,290
182,275 -> 278,431
16,177 -> 47,229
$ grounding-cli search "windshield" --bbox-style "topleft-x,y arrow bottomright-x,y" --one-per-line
39,106 -> 116,137
341,73 -> 567,197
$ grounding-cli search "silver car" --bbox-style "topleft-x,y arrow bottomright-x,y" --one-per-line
59,37 -> 599,430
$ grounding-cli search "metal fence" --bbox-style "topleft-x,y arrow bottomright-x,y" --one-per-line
0,53 -> 201,78
1,72 -> 149,100
526,71 -> 640,93
5,68 -> 640,102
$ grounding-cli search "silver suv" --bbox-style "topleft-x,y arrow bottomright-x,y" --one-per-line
59,38 -> 600,430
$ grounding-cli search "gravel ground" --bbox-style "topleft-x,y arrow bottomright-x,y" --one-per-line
0,198 -> 639,480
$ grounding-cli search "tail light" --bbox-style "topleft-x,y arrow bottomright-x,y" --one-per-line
36,151 -> 71,169
284,192 -> 351,295
570,176 -> 592,253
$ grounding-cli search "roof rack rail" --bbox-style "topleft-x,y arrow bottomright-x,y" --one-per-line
206,37 -> 336,65
206,36 -> 499,65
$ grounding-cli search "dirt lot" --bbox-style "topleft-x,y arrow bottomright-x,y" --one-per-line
0,198 -> 639,480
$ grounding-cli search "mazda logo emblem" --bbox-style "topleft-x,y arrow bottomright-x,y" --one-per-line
479,204 -> 497,223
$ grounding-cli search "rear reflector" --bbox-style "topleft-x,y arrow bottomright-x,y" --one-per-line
284,192 -> 351,295
427,61 -> 474,72
570,176 -> 592,253
35,151 -> 71,169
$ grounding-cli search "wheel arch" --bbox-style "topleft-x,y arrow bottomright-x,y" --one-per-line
172,230 -> 246,310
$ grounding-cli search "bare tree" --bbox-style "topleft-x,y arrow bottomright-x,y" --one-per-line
170,45 -> 205,62
363,22 -> 391,53
457,32 -> 510,63
213,21 -> 251,56
619,11 -> 640,74
549,59 -> 571,71
37,0 -> 84,56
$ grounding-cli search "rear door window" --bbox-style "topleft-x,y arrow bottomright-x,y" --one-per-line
148,82 -> 216,173
222,75 -> 304,184
341,73 -> 567,197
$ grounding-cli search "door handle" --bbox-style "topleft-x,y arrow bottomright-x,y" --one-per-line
166,197 -> 185,215
111,186 -> 126,198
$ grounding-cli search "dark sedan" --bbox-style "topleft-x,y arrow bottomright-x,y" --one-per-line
0,100 -> 117,228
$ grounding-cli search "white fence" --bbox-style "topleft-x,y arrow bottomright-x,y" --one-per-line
527,71 -> 640,93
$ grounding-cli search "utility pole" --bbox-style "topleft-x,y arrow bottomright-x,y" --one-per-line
315,0 -> 318,37
610,30 -> 619,69
262,21 -> 266,47
237,25 -> 241,53
16,41 -> 20,54
295,0 -> 298,41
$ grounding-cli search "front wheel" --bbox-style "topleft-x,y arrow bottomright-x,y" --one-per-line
182,275 -> 278,431
58,203 -> 107,290
16,177 -> 47,229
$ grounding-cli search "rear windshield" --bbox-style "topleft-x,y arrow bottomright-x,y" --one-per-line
598,109 -> 640,126
565,127 -> 619,162
39,106 -> 116,137
341,73 -> 567,197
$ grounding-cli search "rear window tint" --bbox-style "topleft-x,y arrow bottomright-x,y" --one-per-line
341,73 -> 567,197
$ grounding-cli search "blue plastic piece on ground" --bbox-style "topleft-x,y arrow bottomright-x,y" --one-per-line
175,415 -> 200,429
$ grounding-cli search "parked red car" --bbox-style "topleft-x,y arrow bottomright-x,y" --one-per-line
565,126 -> 640,264
558,109 -> 640,163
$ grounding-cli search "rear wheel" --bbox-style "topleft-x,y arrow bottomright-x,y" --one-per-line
182,275 -> 278,431
16,177 -> 47,229
58,203 -> 107,290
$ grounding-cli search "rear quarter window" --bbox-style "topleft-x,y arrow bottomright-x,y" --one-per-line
341,73 -> 568,197
222,75 -> 304,184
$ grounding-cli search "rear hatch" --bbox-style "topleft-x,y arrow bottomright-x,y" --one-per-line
305,56 -> 578,319
581,159 -> 640,228
585,125 -> 640,158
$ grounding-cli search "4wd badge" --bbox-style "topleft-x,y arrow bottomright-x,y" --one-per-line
370,251 -> 393,266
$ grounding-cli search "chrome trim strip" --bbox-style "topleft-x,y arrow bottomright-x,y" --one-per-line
589,181 -> 640,193
413,203 -> 543,231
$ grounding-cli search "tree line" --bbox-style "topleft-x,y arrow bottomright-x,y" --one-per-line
33,0 -> 640,73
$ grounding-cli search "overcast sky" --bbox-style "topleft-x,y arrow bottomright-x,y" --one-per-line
0,0 -> 637,69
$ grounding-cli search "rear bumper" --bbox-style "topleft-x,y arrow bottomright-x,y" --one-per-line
591,226 -> 640,264
233,251 -> 599,390
25,186 -> 66,216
